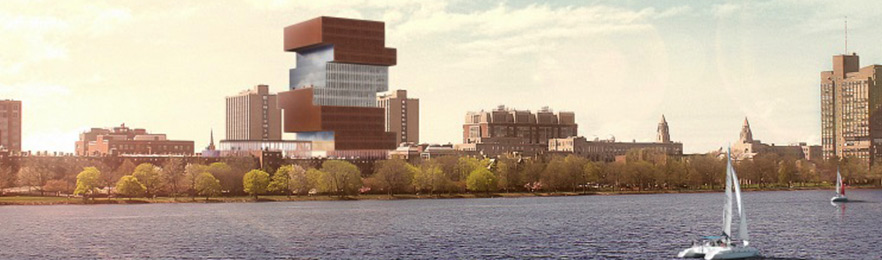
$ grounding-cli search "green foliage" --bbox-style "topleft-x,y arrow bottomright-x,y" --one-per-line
317,160 -> 363,196
208,162 -> 239,195
184,163 -> 209,197
541,155 -> 587,192
115,175 -> 146,198
373,159 -> 416,195
304,168 -> 323,194
73,167 -> 101,196
777,158 -> 797,186
243,169 -> 270,199
413,162 -> 452,194
132,163 -> 163,197
194,172 -> 221,200
466,167 -> 498,193
268,165 -> 294,195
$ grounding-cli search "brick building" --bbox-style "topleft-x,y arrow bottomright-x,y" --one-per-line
75,124 -> 194,156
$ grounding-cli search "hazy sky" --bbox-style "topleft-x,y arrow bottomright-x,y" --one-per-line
2,0 -> 881,154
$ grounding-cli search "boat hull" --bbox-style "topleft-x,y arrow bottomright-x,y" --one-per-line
677,246 -> 706,258
831,196 -> 848,202
704,246 -> 759,260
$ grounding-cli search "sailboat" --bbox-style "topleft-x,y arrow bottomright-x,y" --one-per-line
831,169 -> 848,202
678,148 -> 760,259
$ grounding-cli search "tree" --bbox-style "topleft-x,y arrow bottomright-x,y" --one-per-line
268,165 -> 294,197
690,155 -> 724,189
110,159 -> 137,186
318,160 -> 363,197
413,162 -> 451,195
583,160 -> 602,189
115,175 -> 146,199
243,169 -> 270,200
43,179 -> 73,196
495,156 -> 523,192
287,165 -> 312,195
777,157 -> 798,187
0,164 -> 18,190
540,155 -> 586,192
184,163 -> 209,198
221,157 -> 257,195
304,168 -> 323,195
132,163 -> 163,198
466,167 -> 498,194
17,165 -> 51,195
753,153 -> 780,188
162,158 -> 186,198
373,159 -> 416,195
73,167 -> 101,200
208,162 -> 235,195
623,160 -> 658,191
195,172 -> 221,201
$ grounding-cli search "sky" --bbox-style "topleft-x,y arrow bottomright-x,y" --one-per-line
2,0 -> 881,154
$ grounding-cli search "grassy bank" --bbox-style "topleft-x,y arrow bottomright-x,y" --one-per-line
2,185 -> 876,206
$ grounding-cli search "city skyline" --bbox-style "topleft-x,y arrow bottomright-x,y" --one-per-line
3,1 -> 882,153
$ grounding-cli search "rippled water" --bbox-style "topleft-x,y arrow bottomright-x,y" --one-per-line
1,189 -> 880,259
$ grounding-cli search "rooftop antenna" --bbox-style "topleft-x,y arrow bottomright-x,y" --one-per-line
845,16 -> 848,54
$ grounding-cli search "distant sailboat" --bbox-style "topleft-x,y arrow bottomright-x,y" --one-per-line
831,169 -> 848,202
678,148 -> 760,259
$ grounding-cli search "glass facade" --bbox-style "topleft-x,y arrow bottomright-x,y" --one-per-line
289,45 -> 388,107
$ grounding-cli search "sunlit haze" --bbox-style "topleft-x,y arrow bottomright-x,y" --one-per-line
3,0 -> 881,153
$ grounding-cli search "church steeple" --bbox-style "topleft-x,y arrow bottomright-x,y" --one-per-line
657,114 -> 671,143
739,117 -> 753,143
206,129 -> 216,151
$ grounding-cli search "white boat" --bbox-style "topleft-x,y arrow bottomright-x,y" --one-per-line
831,169 -> 848,202
678,148 -> 760,259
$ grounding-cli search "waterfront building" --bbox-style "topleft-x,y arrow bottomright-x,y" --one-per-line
278,16 -> 398,157
548,115 -> 682,162
820,53 -> 882,163
458,105 -> 576,157
733,117 -> 821,161
75,124 -> 194,156
378,90 -> 419,145
225,84 -> 281,141
0,100 -> 21,152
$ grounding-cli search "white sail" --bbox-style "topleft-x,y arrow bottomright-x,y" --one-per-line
732,165 -> 749,243
723,149 -> 733,239
836,169 -> 842,195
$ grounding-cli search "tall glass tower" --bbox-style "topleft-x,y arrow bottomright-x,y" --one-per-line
278,17 -> 398,152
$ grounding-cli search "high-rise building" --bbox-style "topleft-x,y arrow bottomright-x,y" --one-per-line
0,100 -> 22,152
225,85 -> 282,141
75,123 -> 194,156
278,16 -> 397,153
820,53 -> 882,162
378,90 -> 419,145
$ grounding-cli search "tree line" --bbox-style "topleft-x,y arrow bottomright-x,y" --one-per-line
3,148 -> 882,200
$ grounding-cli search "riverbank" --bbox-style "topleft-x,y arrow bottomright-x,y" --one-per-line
2,185 -> 876,206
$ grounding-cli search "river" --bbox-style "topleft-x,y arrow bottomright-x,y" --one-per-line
1,189 -> 879,259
